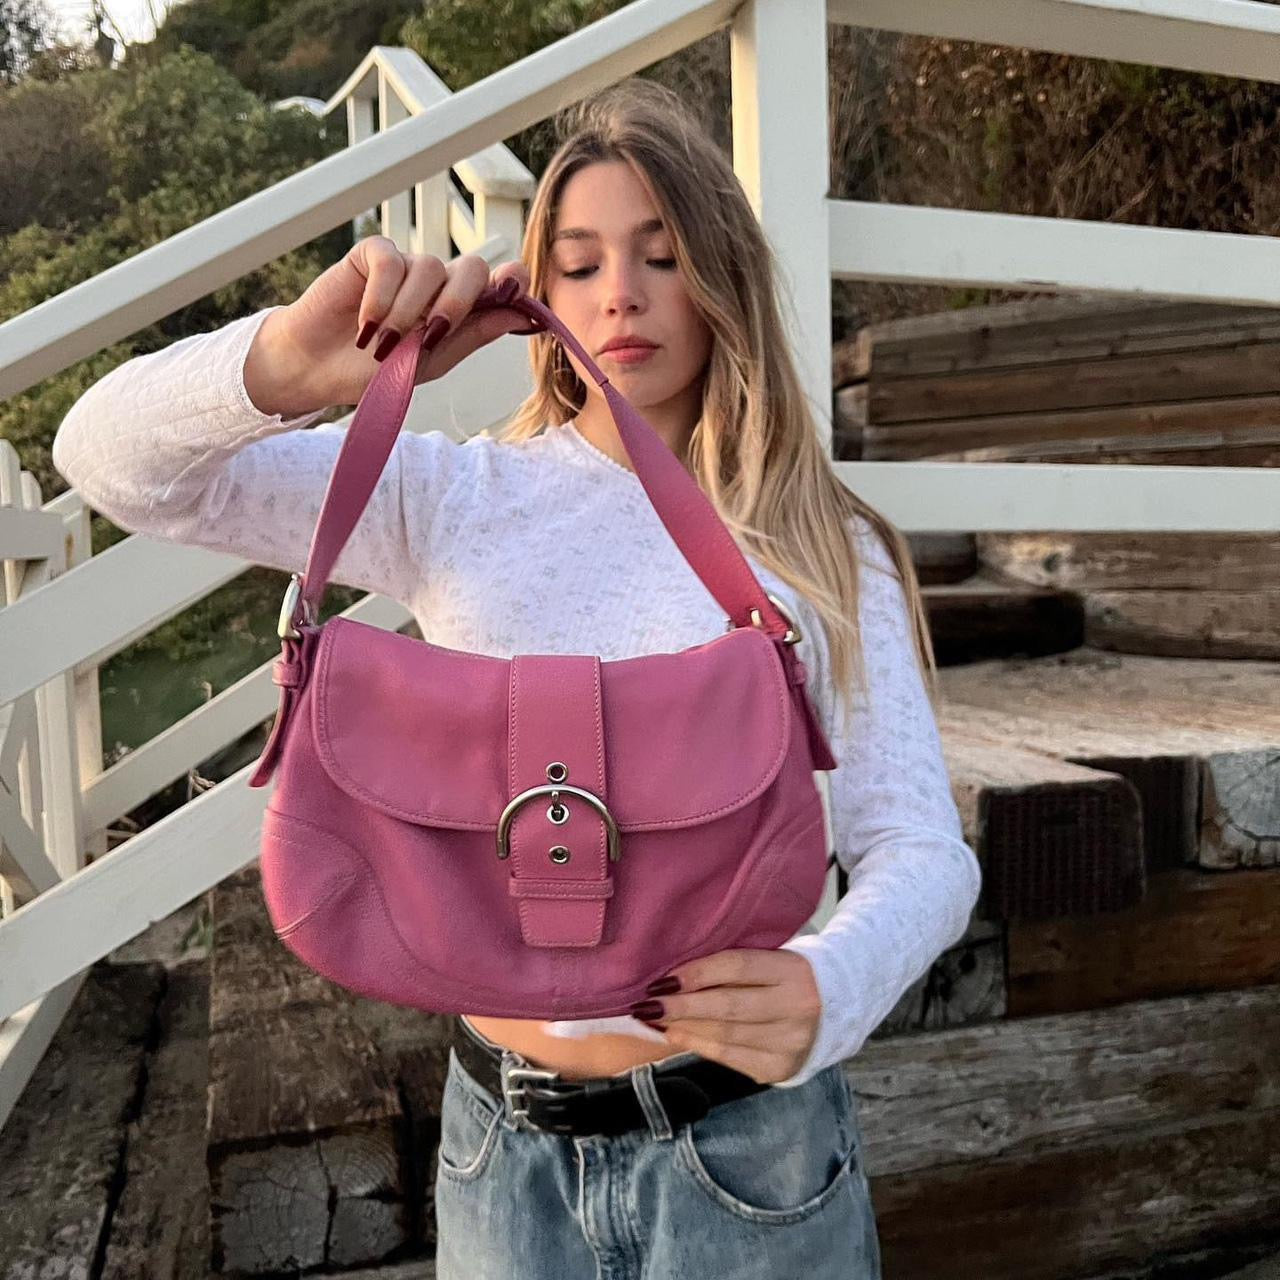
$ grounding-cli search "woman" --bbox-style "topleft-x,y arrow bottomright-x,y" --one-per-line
53,78 -> 981,1277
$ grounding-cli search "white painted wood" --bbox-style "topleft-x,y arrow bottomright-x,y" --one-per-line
0,506 -> 63,559
830,199 -> 1280,307
328,48 -> 536,199
831,0 -> 1280,87
0,0 -> 738,399
0,694 -> 34,785
0,760 -> 267,1023
0,972 -> 87,1133
19,474 -> 83,883
60,495 -> 108,864
379,66 -> 414,250
0,539 -> 252,706
346,93 -> 377,241
731,0 -> 835,450
0,787 -> 59,899
81,592 -> 411,834
832,460 -> 1280,532
403,317 -> 539,438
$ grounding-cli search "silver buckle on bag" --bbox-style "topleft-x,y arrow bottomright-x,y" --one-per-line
496,783 -> 621,863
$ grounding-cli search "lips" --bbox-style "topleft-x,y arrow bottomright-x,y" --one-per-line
598,338 -> 658,354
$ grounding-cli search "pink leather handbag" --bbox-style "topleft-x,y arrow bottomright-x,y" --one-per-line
246,277 -> 839,1020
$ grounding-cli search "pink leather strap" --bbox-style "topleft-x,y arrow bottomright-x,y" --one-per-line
287,278 -> 794,644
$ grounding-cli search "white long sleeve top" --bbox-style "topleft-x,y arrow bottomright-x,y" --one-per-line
50,306 -> 982,1089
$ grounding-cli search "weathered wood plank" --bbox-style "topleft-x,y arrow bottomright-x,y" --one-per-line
848,985 -> 1280,1280
871,917 -> 1006,1037
0,962 -> 165,1280
922,576 -> 1084,664
869,1110 -> 1280,1280
834,298 -> 1280,382
903,532 -> 977,585
849,984 -> 1280,1177
100,966 -> 211,1280
975,531 -> 1280,592
862,393 -> 1280,460
1084,589 -> 1280,661
937,719 -> 1145,919
866,342 -> 1280,426
939,650 -> 1280,869
939,696 -> 1203,871
207,866 -> 409,1275
1007,867 -> 1280,1017
933,436 -> 1280,469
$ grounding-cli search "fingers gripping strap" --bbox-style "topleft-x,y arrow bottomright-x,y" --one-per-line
292,283 -> 793,643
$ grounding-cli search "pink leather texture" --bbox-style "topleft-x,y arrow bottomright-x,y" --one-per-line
247,279 -> 840,1018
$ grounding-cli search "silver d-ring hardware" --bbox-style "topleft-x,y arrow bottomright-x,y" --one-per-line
277,572 -> 317,639
724,592 -> 802,646
497,783 -> 620,862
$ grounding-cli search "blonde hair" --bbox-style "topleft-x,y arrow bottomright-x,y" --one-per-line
497,77 -> 938,735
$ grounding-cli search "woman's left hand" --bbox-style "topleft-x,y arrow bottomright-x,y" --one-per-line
632,949 -> 821,1084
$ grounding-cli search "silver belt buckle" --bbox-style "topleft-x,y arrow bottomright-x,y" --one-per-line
499,1052 -> 562,1131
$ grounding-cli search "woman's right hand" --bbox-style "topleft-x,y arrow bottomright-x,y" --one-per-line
244,238 -> 535,415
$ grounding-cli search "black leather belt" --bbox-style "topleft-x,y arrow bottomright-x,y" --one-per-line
451,1015 -> 771,1138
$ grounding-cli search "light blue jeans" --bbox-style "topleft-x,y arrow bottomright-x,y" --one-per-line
434,1020 -> 883,1278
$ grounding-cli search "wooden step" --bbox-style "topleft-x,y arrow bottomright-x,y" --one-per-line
937,714 -> 1146,919
1084,588 -> 1280,661
975,531 -> 1280,592
0,962 -> 171,1279
1007,865 -> 1280,1018
938,648 -> 1280,869
207,866 -> 452,1275
922,573 -> 1084,665
851,983 -> 1280,1280
833,297 -> 1280,383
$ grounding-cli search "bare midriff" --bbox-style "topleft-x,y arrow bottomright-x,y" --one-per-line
466,1014 -> 680,1080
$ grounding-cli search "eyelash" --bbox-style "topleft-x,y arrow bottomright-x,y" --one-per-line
562,258 -> 677,279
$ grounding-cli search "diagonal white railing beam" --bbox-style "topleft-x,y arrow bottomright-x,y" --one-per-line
831,0 -> 1280,86
79,592 -> 410,835
0,591 -> 412,1024
0,0 -> 740,400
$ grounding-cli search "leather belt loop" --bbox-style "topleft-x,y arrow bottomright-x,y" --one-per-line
506,654 -> 613,947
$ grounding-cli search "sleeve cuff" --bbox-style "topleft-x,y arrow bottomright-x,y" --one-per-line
231,305 -> 330,430
770,935 -> 866,1089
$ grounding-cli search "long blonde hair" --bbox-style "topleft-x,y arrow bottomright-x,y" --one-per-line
497,78 -> 938,735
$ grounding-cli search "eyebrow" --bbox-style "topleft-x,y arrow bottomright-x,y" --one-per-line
551,218 -> 666,244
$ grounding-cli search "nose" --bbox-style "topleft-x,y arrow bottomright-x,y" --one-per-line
600,257 -> 647,317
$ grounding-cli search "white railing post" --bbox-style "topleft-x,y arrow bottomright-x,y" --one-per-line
730,0 -> 835,454
378,65 -> 415,249
346,92 -> 377,240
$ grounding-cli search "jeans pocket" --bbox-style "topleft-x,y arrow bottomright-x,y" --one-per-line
676,1064 -> 859,1225
436,1050 -> 504,1183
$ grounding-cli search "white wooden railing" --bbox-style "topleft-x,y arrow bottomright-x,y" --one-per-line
3,0 -> 1280,1132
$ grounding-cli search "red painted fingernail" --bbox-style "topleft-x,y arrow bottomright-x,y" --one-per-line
421,314 -> 450,348
373,328 -> 401,362
646,975 -> 681,996
356,320 -> 379,349
632,1000 -> 665,1021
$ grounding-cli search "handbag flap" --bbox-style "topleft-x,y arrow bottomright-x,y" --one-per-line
310,617 -> 792,830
